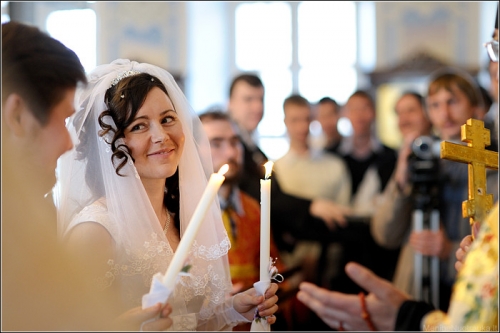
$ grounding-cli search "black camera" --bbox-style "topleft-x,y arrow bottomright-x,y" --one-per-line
408,136 -> 441,184
411,136 -> 441,160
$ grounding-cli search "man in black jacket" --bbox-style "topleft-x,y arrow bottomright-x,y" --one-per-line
227,74 -> 350,258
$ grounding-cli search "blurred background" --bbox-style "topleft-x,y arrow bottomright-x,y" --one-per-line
3,1 -> 496,160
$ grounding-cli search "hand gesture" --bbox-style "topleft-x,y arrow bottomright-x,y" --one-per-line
409,228 -> 452,260
297,262 -> 410,331
394,131 -> 420,190
310,198 -> 353,229
455,232 -> 474,272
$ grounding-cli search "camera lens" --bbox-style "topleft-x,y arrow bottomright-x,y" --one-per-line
412,136 -> 439,160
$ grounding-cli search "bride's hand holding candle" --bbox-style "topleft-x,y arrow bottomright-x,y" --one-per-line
161,164 -> 229,291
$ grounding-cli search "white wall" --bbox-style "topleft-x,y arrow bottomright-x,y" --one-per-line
376,2 -> 481,69
93,2 -> 186,73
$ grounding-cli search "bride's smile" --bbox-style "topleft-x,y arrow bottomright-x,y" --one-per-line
124,87 -> 185,181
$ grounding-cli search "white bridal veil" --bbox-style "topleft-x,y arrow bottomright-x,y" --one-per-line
54,59 -> 232,325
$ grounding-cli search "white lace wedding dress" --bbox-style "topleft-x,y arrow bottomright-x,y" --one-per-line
66,198 -> 248,331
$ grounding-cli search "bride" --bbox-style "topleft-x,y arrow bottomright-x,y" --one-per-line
55,59 -> 279,331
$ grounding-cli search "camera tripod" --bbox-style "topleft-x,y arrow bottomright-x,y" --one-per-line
412,183 -> 440,309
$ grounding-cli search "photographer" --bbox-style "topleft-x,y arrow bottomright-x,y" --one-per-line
371,91 -> 433,253
371,74 -> 498,312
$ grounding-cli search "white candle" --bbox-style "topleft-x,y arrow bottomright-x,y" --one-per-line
260,161 -> 273,281
162,164 -> 229,289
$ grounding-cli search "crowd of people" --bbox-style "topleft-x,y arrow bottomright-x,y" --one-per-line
2,5 -> 498,331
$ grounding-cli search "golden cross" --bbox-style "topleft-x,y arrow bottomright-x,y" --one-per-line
440,118 -> 498,233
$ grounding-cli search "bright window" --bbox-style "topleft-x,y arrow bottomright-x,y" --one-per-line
298,2 -> 356,67
235,2 -> 292,160
298,1 -> 357,104
235,2 -> 291,70
46,9 -> 96,73
1,1 -> 10,23
234,1 -> 358,160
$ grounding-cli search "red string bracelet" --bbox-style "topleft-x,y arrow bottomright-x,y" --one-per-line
359,292 -> 377,331
338,321 -> 345,331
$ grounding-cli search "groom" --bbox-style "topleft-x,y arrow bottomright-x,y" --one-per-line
2,20 -> 108,331
2,21 -> 125,331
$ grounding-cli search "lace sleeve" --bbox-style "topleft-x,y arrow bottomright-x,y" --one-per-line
195,296 -> 250,331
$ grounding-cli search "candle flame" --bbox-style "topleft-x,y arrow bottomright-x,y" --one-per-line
264,161 -> 274,179
218,164 -> 229,176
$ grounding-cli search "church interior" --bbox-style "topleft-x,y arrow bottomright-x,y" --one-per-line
2,1 -> 498,331
4,1 -> 496,158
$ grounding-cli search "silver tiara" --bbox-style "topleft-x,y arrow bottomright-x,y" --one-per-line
109,70 -> 141,88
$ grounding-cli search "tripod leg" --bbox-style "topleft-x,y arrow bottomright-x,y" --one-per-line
430,209 -> 440,309
413,209 -> 423,300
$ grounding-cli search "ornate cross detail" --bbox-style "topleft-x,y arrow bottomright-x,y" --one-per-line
440,118 -> 498,230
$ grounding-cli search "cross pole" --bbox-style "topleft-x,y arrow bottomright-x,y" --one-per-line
440,118 -> 498,236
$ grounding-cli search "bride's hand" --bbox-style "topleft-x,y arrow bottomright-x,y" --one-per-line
114,302 -> 173,331
233,283 -> 279,324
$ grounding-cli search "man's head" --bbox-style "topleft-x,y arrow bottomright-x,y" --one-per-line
316,97 -> 341,142
283,94 -> 312,145
395,91 -> 432,139
426,70 -> 481,140
227,74 -> 264,134
199,110 -> 244,185
344,90 -> 376,137
2,21 -> 87,195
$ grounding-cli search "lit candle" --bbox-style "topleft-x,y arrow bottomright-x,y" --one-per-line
162,164 -> 229,289
260,161 -> 274,281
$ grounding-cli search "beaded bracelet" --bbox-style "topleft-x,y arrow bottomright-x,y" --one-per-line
359,292 -> 377,331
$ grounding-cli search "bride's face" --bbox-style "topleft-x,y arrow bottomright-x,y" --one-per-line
123,87 -> 185,181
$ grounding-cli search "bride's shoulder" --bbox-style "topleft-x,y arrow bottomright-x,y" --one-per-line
70,198 -> 115,233
77,197 -> 109,219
